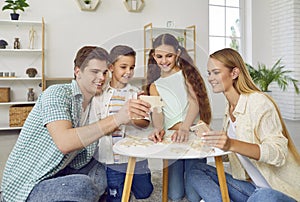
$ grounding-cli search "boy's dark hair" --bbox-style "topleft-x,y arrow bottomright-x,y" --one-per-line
109,45 -> 136,65
73,46 -> 109,78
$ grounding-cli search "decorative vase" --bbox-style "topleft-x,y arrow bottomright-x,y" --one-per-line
27,88 -> 35,101
83,0 -> 91,8
84,3 -> 91,8
14,38 -> 20,49
10,13 -> 20,20
131,0 -> 138,10
26,68 -> 38,78
0,39 -> 8,49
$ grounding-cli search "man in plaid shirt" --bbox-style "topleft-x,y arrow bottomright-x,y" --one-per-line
0,46 -> 151,202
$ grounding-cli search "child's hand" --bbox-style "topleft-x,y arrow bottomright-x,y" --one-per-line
190,121 -> 210,137
148,129 -> 165,143
171,128 -> 189,143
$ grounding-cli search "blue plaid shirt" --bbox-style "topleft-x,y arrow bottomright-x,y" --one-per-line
1,80 -> 97,202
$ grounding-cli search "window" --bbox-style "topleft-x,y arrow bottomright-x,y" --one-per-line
209,0 -> 242,54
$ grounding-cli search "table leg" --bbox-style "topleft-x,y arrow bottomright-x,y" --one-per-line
122,157 -> 136,202
214,156 -> 230,202
162,159 -> 168,202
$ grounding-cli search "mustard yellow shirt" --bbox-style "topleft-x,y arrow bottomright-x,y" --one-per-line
223,92 -> 300,200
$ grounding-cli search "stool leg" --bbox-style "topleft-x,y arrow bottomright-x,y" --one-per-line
162,159 -> 168,202
214,156 -> 230,202
122,157 -> 136,202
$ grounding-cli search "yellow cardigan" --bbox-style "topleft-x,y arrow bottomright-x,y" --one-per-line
223,93 -> 300,200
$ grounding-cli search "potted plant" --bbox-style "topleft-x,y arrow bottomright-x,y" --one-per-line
83,0 -> 91,8
177,36 -> 185,46
2,0 -> 30,20
246,59 -> 299,94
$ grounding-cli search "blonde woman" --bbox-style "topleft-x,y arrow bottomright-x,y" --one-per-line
187,48 -> 300,202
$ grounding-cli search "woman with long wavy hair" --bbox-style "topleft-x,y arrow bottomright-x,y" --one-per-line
187,48 -> 300,202
147,33 -> 212,202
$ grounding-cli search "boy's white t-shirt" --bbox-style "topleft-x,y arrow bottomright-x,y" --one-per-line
107,88 -> 127,162
90,82 -> 147,164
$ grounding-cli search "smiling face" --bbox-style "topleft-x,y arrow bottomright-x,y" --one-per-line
75,58 -> 109,98
153,44 -> 180,77
207,58 -> 237,94
109,55 -> 135,89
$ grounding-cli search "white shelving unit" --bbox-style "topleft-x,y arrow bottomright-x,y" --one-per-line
0,18 -> 45,130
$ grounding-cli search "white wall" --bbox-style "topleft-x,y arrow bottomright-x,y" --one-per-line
249,0 -> 300,120
270,0 -> 300,120
250,0 -> 273,67
0,0 -> 277,120
0,0 -> 209,77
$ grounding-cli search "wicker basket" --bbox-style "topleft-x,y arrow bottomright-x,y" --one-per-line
0,87 -> 10,102
9,104 -> 34,127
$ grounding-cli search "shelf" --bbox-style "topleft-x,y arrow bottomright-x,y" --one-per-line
76,0 -> 101,11
0,18 -> 44,130
0,20 -> 42,26
0,49 -> 42,53
0,77 -> 42,81
44,77 -> 146,88
0,101 -> 36,106
45,77 -> 145,81
45,77 -> 73,81
123,0 -> 145,12
0,123 -> 22,130
144,27 -> 195,32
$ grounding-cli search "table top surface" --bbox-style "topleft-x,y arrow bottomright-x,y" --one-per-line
113,129 -> 230,159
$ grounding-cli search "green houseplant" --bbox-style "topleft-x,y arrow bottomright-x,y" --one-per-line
83,0 -> 91,8
2,0 -> 30,20
83,0 -> 91,4
246,59 -> 299,94
177,36 -> 185,46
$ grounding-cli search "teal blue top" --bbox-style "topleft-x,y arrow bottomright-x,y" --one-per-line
154,70 -> 189,129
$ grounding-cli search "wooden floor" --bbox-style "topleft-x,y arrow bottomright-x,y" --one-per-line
0,119 -> 299,202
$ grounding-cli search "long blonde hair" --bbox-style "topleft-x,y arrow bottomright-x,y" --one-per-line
210,48 -> 300,161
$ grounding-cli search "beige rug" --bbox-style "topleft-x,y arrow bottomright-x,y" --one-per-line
130,170 -> 189,202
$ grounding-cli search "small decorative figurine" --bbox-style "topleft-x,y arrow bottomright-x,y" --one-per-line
27,88 -> 35,101
14,38 -> 20,49
29,26 -> 36,49
26,67 -> 38,78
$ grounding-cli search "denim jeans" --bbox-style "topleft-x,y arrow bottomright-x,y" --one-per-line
26,158 -> 107,202
187,162 -> 297,202
105,160 -> 153,202
168,158 -> 206,202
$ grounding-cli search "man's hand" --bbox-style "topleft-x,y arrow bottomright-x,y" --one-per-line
113,99 -> 150,126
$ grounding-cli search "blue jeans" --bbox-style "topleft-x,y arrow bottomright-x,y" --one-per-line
168,158 -> 206,202
26,158 -> 107,202
187,162 -> 297,202
105,160 -> 153,202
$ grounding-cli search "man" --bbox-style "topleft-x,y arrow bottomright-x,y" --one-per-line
0,46 -> 150,202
